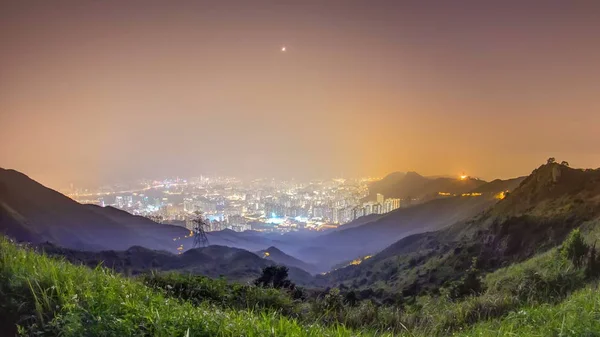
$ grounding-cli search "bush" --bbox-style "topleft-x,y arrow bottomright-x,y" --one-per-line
444,258 -> 484,300
141,271 -> 296,315
254,265 -> 296,290
560,229 -> 588,267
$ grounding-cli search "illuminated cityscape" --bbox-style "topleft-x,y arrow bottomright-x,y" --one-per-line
66,176 -> 403,233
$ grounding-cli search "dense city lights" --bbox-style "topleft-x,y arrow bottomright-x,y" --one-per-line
67,175 -> 403,233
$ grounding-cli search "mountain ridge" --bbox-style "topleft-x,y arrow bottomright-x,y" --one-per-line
364,170 -> 487,202
35,242 -> 315,285
322,162 -> 600,295
257,246 -> 319,274
0,167 -> 193,252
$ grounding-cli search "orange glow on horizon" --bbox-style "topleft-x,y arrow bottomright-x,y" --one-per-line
1,2 -> 599,188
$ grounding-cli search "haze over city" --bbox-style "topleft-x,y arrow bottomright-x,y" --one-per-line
1,0 -> 599,190
4,1 -> 600,336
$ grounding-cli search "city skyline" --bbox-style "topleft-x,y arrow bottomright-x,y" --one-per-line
2,1 -> 600,190
65,172 -> 405,234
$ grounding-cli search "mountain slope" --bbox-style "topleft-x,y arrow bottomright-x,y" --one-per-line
293,194 -> 497,271
257,246 -> 319,274
0,168 -> 189,252
365,171 -> 487,202
469,176 -> 526,194
0,237 -> 362,337
323,163 -> 600,295
37,243 -> 315,285
363,171 -> 427,201
335,214 -> 381,230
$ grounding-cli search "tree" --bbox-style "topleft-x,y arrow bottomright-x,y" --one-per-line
547,157 -> 556,164
323,288 -> 344,311
192,213 -> 210,248
254,265 -> 295,289
585,243 -> 600,277
445,257 -> 484,300
561,229 -> 588,267
560,161 -> 570,167
344,290 -> 358,306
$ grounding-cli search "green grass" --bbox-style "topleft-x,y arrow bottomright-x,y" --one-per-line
457,283 -> 600,337
0,237 -> 387,337
141,272 -> 297,315
484,248 -> 585,303
3,228 -> 600,337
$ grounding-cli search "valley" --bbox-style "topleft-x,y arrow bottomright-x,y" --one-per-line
3,161 -> 600,336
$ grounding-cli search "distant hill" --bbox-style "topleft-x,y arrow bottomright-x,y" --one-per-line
37,243 -> 315,285
364,171 -> 487,202
0,168 -> 322,285
364,171 -> 426,201
0,168 -> 189,252
334,214 -> 381,230
0,168 -> 329,277
256,246 -> 319,274
322,163 -> 600,296
292,194 -> 497,271
469,176 -> 526,194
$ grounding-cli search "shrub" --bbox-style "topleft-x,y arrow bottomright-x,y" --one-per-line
445,257 -> 484,300
254,265 -> 296,290
141,271 -> 296,314
582,241 -> 600,280
560,229 -> 588,267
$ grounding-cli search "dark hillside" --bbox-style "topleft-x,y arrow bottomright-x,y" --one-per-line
469,176 -> 526,194
364,171 -> 486,202
0,168 -> 188,252
257,246 -> 319,274
323,163 -> 600,296
37,243 -> 315,285
295,195 -> 496,270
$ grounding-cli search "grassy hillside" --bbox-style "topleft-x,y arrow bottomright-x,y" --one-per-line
4,229 -> 600,336
323,163 -> 600,296
0,237 -> 381,337
3,163 -> 600,336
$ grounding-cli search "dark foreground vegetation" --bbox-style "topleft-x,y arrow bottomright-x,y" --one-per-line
3,227 -> 600,336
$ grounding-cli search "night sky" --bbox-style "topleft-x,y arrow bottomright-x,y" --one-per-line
1,1 -> 599,188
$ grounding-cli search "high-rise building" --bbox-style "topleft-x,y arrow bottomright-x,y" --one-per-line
265,203 -> 285,218
183,198 -> 197,213
390,198 -> 401,211
364,202 -> 373,215
377,193 -> 385,205
185,217 -> 196,231
341,207 -> 354,223
332,207 -> 341,224
125,195 -> 133,208
115,196 -> 124,209
227,215 -> 246,226
209,220 -> 224,232
198,198 -> 217,212
383,198 -> 401,213
372,203 -> 382,215
353,206 -> 365,220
